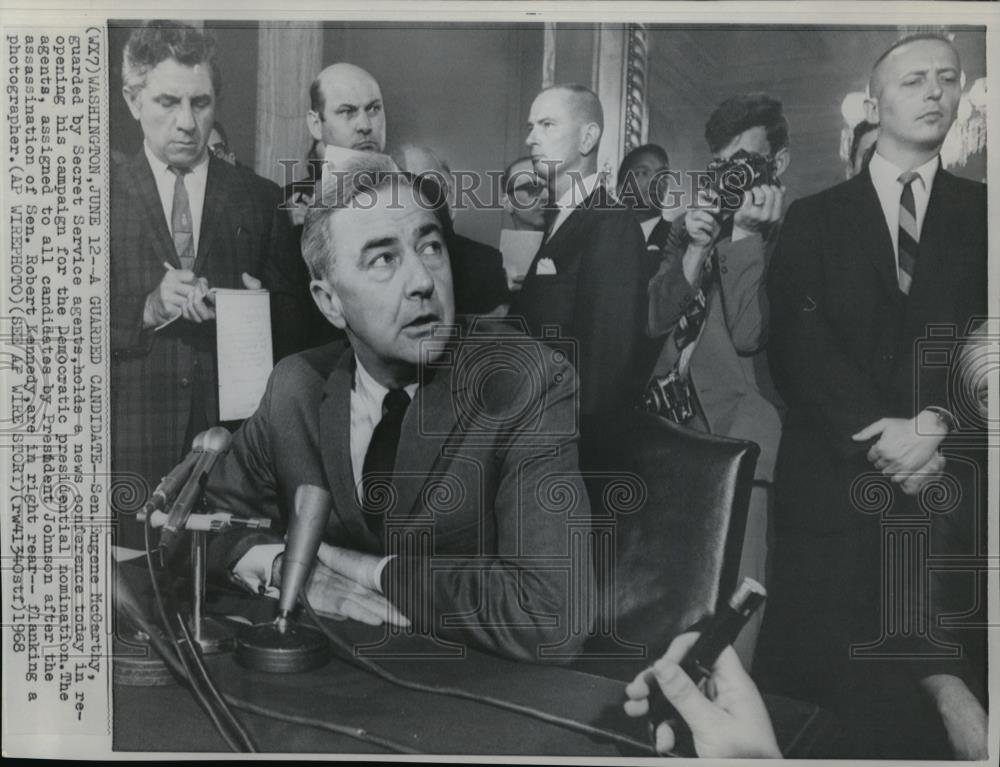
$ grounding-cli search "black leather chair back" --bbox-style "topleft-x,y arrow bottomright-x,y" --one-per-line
571,409 -> 758,679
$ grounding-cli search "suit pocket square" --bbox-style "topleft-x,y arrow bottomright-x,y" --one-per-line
535,257 -> 557,275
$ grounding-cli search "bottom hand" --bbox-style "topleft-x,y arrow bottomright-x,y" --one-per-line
898,451 -> 947,496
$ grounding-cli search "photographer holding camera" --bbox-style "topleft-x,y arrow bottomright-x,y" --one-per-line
644,93 -> 789,669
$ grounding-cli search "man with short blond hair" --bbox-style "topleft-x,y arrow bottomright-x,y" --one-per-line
762,34 -> 987,758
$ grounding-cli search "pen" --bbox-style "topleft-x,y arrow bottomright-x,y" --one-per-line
155,261 -> 182,331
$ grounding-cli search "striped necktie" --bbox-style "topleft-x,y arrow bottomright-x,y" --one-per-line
897,171 -> 920,295
168,166 -> 195,270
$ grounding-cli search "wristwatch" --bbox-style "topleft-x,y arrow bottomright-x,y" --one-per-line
924,406 -> 959,433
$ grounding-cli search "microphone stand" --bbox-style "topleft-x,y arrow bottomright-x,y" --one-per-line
189,525 -> 227,653
139,508 -> 272,654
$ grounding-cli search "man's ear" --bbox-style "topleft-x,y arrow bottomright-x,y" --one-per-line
310,276 -> 346,329
123,86 -> 142,120
864,97 -> 879,127
579,122 -> 601,157
773,147 -> 791,178
306,110 -> 323,143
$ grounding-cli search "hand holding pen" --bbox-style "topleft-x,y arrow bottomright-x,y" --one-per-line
145,263 -> 262,331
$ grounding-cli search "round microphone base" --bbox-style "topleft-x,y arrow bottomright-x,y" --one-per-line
234,619 -> 331,673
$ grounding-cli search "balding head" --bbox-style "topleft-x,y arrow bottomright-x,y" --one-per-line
526,84 -> 604,187
307,62 -> 386,152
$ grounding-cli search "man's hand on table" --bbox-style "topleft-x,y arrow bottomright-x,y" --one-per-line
305,560 -> 410,627
268,545 -> 409,627
623,632 -> 781,758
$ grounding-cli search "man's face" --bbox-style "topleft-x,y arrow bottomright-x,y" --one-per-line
125,58 -> 215,168
504,158 -> 546,229
526,90 -> 584,181
623,151 -> 669,211
312,186 -> 454,382
869,40 -> 960,153
309,70 -> 386,153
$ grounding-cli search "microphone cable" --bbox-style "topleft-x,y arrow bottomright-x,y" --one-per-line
143,515 -> 257,752
116,564 -> 419,754
300,595 -> 658,756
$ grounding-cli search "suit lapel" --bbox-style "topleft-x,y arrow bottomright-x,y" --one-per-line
196,156 -> 230,273
853,170 -> 899,297
541,185 -> 602,256
392,362 -> 462,520
902,168 -> 955,333
318,348 -> 376,544
132,152 -> 179,269
913,168 -> 952,281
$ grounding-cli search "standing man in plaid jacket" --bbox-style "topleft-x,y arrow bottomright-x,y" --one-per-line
110,21 -> 306,546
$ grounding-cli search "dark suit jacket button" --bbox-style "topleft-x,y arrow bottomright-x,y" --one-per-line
180,377 -> 191,388
719,255 -> 727,263
720,266 -> 728,274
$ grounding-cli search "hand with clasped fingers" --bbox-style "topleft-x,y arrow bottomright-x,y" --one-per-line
852,409 -> 950,496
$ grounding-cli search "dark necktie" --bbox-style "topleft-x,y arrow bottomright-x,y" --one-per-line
897,171 -> 920,295
362,388 -> 411,539
168,165 -> 195,270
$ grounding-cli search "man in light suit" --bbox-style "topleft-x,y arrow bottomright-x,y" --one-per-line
645,93 -> 788,668
759,34 -> 987,758
111,22 -> 305,547
204,156 -> 590,662
510,84 -> 648,415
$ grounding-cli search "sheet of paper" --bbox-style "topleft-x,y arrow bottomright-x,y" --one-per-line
499,228 -> 544,286
213,288 -> 273,421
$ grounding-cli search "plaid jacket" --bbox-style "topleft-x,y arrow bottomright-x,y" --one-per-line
110,150 -> 309,531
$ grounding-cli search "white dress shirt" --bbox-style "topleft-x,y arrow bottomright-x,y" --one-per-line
546,172 -> 601,241
867,150 -> 939,271
232,356 -> 415,597
143,142 -> 209,256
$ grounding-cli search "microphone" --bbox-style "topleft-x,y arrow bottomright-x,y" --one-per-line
159,427 -> 233,555
278,485 -> 333,619
234,484 -> 333,673
143,432 -> 207,519
139,509 -> 272,533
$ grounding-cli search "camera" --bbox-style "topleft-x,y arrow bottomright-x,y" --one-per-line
704,149 -> 779,218
419,317 -> 579,439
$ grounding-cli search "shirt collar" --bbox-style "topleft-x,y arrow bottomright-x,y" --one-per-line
554,172 -> 601,210
353,355 -> 419,407
868,149 -> 939,193
143,141 -> 210,180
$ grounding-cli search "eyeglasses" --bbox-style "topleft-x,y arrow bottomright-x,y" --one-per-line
510,180 -> 545,199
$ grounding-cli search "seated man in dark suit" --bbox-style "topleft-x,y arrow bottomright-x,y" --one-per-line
111,22 -> 306,546
204,154 -> 590,663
